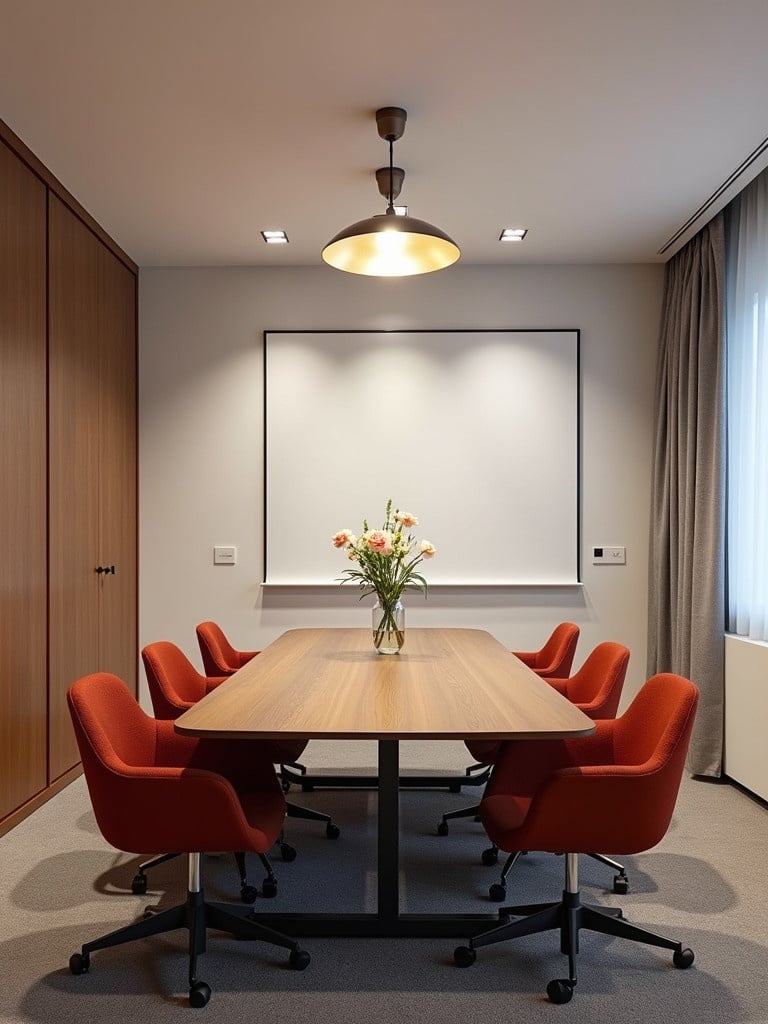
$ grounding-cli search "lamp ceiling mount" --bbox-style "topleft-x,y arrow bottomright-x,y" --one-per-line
375,106 -> 407,142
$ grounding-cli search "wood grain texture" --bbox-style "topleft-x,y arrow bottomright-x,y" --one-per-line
176,628 -> 595,741
0,118 -> 137,273
48,194 -> 101,779
0,141 -> 48,818
97,243 -> 137,692
48,196 -> 139,777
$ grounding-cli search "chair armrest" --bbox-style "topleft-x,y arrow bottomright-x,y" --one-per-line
91,765 -> 281,855
203,675 -> 227,693
508,762 -> 680,855
155,719 -> 282,791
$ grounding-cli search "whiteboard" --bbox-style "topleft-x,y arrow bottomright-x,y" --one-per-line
264,330 -> 580,586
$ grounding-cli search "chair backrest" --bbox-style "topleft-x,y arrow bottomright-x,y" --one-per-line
142,640 -> 224,719
558,640 -> 630,718
196,620 -> 258,676
513,621 -> 580,678
603,672 -> 700,850
67,672 -> 164,850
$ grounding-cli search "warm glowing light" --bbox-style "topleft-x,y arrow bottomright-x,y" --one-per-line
322,215 -> 460,277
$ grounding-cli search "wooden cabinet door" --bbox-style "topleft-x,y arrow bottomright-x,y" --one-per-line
48,194 -> 101,780
0,142 -> 48,817
97,244 -> 137,691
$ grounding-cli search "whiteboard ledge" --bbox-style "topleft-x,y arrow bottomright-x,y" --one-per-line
261,580 -> 583,589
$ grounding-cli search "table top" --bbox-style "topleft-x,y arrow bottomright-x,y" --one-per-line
175,627 -> 595,742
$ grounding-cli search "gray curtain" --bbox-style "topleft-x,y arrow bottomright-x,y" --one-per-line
647,212 -> 725,777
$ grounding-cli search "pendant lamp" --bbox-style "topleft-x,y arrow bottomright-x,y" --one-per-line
322,107 -> 460,277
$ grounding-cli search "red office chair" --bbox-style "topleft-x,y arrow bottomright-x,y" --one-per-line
196,621 -> 310,785
438,640 -> 628,843
484,642 -> 632,897
67,673 -> 309,1007
512,621 -> 581,678
140,641 -> 339,888
455,622 -> 582,791
196,620 -> 259,676
453,673 -> 699,1004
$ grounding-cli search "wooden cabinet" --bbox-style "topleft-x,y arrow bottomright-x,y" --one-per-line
48,195 -> 137,780
0,140 -> 48,821
0,121 -> 137,828
97,243 -> 138,689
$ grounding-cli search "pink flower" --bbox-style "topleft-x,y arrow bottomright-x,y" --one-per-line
364,529 -> 394,555
332,529 -> 356,548
395,511 -> 419,528
420,540 -> 436,558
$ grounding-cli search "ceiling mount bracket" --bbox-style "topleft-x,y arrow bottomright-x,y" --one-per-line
375,106 -> 407,142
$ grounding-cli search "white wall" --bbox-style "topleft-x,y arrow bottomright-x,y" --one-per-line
724,635 -> 768,801
139,263 -> 663,742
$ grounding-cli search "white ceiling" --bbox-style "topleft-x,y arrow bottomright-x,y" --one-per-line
2,0 -> 768,268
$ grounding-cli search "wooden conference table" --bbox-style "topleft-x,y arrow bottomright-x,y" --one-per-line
175,627 -> 594,938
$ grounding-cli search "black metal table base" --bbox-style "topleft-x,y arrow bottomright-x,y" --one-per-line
281,763 -> 491,794
245,911 -> 503,939
259,741 -> 495,938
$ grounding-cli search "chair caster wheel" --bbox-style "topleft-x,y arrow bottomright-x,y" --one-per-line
481,846 -> 498,866
261,879 -> 278,899
240,884 -> 258,904
189,980 -> 211,1007
326,822 -> 341,839
673,947 -> 695,968
613,874 -> 629,895
290,948 -> 311,970
280,843 -> 297,862
454,945 -> 476,968
546,979 -> 574,1004
437,821 -> 449,836
131,873 -> 148,895
69,952 -> 90,975
281,779 -> 291,792
489,883 -> 507,902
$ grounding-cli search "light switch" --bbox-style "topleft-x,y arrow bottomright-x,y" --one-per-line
213,546 -> 236,565
592,545 -> 626,565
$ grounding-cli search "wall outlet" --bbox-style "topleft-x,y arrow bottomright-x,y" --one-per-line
592,545 -> 626,565
213,546 -> 236,565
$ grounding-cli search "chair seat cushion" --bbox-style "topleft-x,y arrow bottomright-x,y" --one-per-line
238,788 -> 289,849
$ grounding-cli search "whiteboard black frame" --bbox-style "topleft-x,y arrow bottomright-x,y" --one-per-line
263,329 -> 581,587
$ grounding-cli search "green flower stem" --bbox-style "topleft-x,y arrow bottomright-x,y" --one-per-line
373,600 -> 405,650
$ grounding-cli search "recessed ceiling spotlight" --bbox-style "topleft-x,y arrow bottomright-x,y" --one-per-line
261,230 -> 289,244
499,228 -> 528,242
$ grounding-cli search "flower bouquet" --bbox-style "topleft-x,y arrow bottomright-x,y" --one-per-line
332,499 -> 436,653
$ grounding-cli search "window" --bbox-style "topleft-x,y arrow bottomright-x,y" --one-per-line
726,168 -> 768,640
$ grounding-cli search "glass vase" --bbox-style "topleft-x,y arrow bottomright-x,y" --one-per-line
372,598 -> 405,655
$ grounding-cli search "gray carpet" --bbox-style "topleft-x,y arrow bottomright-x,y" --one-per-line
1,772 -> 767,1022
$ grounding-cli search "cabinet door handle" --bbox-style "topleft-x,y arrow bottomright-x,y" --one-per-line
95,565 -> 116,575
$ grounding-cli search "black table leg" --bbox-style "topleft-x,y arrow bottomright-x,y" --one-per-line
377,740 -> 400,922
246,738 -> 500,936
